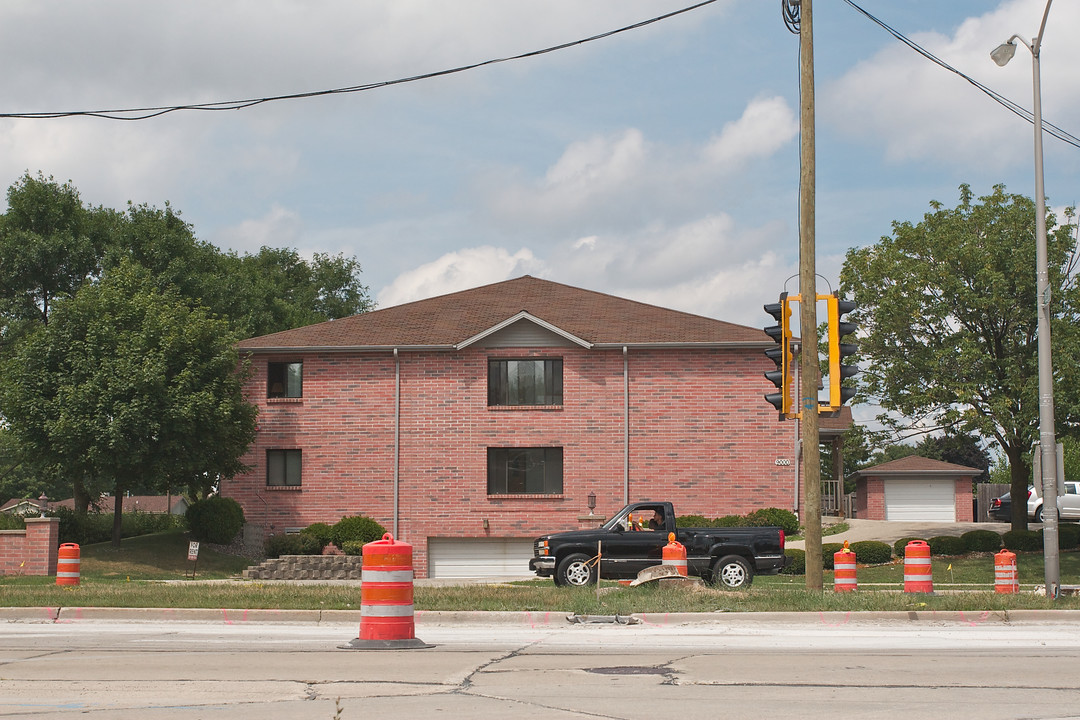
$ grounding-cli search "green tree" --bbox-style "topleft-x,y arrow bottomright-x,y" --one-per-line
915,431 -> 990,481
0,173 -> 108,341
840,184 -> 1079,530
232,247 -> 373,337
0,262 -> 257,544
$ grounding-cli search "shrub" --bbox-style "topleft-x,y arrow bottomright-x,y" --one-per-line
676,515 -> 712,528
850,540 -> 893,565
781,549 -> 805,575
744,508 -> 800,536
185,496 -> 245,544
714,515 -> 748,527
1002,529 -> 1042,552
330,515 -> 386,548
960,529 -> 1003,553
927,535 -> 967,556
341,540 -> 365,556
1058,524 -> 1080,550
265,532 -> 321,558
821,542 -> 844,569
0,513 -> 25,530
893,537 -> 926,557
301,522 -> 334,550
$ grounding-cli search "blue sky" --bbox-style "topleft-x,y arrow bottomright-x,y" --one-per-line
0,0 -> 1076,330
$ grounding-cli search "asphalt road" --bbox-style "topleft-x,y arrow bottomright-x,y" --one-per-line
3,610 -> 1080,719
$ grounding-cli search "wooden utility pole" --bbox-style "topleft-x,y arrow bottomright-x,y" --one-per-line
798,0 -> 823,591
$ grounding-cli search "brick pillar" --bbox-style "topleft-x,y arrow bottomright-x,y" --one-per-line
24,517 -> 60,576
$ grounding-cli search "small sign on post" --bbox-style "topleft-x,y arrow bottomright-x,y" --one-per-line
187,541 -> 200,579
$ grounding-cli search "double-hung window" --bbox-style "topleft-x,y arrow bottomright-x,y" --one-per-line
487,447 -> 563,495
267,449 -> 302,487
488,358 -> 562,406
268,361 -> 303,398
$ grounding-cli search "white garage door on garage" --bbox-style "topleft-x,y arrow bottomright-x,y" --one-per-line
427,538 -> 535,578
884,477 -> 956,522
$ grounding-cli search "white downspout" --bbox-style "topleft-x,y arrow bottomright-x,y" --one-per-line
623,346 -> 629,505
393,348 -> 400,538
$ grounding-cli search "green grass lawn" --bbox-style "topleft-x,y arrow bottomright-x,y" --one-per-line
3,531 -> 1080,613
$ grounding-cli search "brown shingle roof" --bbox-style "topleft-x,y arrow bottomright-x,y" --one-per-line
238,276 -> 770,350
855,456 -> 982,477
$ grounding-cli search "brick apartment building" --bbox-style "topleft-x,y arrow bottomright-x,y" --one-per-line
227,276 -> 810,578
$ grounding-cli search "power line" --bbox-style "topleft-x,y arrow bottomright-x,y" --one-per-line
843,0 -> 1080,151
0,1 -> 719,121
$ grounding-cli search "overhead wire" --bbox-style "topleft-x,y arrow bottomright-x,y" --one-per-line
0,0 -> 719,121
842,0 -> 1080,151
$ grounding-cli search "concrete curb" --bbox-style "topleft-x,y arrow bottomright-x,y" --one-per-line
3,607 -> 1080,626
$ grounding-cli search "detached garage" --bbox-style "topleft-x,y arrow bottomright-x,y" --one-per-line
854,456 -> 977,523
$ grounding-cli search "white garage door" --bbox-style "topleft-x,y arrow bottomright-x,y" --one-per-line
884,477 -> 956,521
427,538 -> 535,579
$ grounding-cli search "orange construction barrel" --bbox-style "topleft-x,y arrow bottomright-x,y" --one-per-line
56,543 -> 80,586
833,542 -> 857,593
903,540 -> 933,593
994,549 -> 1019,594
341,533 -> 431,650
662,533 -> 687,576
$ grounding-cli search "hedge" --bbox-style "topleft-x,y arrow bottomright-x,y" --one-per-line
744,508 -> 800,536
960,529 -> 1003,553
1002,529 -> 1042,552
850,540 -> 893,565
928,535 -> 968,556
782,549 -> 805,574
330,516 -> 387,549
893,537 -> 927,558
265,532 -> 321,558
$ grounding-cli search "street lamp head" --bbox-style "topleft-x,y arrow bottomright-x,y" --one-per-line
991,41 -> 1017,66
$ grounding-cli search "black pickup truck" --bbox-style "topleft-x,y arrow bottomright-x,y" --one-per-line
529,501 -> 788,588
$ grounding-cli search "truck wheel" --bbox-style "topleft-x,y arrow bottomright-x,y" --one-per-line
556,553 -> 597,587
712,555 -> 753,589
1035,505 -> 1044,523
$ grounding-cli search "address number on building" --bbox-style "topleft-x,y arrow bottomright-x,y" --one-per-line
774,458 -> 791,466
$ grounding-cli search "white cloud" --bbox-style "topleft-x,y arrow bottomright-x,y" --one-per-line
704,96 -> 799,166
0,1 -> 724,109
214,205 -> 304,254
823,0 -> 1080,169
377,246 -> 543,307
484,95 -> 798,232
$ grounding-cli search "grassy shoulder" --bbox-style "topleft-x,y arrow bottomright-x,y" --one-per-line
4,528 -> 1080,613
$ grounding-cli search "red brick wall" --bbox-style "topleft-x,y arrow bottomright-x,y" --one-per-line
0,518 -> 59,576
955,478 -> 974,522
857,477 -> 886,520
226,346 -> 799,576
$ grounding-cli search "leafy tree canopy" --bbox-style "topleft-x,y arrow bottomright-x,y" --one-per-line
840,184 -> 1079,529
0,172 -> 373,511
0,262 -> 258,543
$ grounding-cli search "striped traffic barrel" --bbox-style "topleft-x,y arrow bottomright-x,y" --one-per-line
833,543 -> 857,592
994,549 -> 1019,594
342,533 -> 430,650
56,543 -> 80,586
903,540 -> 933,593
662,533 -> 687,576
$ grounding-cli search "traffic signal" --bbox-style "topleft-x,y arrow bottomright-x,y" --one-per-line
763,293 -> 793,419
826,293 -> 858,410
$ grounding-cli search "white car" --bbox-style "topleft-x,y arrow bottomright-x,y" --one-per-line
1029,481 -> 1080,522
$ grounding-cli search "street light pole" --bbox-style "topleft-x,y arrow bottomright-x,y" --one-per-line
991,0 -> 1059,597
